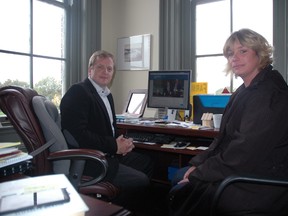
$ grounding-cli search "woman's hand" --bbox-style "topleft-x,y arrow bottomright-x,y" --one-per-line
178,166 -> 196,184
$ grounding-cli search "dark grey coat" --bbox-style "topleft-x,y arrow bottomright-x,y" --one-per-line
177,65 -> 288,215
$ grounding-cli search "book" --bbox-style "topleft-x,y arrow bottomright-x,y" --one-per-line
0,152 -> 32,169
0,142 -> 21,149
0,149 -> 21,158
0,142 -> 32,171
0,174 -> 89,216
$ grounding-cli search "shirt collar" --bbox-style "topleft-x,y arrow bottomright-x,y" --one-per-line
88,77 -> 111,96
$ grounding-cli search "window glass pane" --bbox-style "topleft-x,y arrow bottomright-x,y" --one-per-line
33,58 -> 64,106
0,53 -> 30,87
196,0 -> 230,55
33,0 -> 65,58
196,56 -> 232,94
195,0 -> 273,94
233,76 -> 243,91
0,0 -> 30,53
233,0 -> 273,45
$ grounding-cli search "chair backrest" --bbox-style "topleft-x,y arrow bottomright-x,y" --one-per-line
32,95 -> 70,174
0,86 -> 52,175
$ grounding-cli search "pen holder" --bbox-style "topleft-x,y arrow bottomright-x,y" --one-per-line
201,112 -> 213,128
202,120 -> 213,128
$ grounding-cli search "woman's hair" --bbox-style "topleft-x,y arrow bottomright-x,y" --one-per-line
223,28 -> 273,73
88,50 -> 115,70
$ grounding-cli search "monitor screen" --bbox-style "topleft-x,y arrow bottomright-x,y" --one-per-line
147,70 -> 191,110
193,94 -> 231,124
122,89 -> 147,117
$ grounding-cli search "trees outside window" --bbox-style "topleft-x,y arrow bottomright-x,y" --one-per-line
0,0 -> 67,107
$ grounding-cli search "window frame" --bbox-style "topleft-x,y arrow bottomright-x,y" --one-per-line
0,0 -> 69,90
159,0 -> 288,92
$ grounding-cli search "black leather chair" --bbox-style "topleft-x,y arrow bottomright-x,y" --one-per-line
0,85 -> 119,200
210,175 -> 288,216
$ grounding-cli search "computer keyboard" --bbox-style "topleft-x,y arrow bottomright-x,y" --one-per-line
125,132 -> 155,143
125,132 -> 175,144
173,136 -> 193,143
152,133 -> 175,144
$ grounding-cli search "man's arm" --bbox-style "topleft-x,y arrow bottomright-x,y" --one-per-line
60,84 -> 118,154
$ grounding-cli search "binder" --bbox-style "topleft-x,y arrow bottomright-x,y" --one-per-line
0,142 -> 33,177
0,153 -> 33,169
0,160 -> 32,177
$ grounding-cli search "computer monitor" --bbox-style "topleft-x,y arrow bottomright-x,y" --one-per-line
193,94 -> 231,124
147,70 -> 191,121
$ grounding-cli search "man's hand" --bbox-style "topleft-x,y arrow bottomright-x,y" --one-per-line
116,135 -> 135,155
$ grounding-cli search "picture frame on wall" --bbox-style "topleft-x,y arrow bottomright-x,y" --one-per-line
117,34 -> 151,71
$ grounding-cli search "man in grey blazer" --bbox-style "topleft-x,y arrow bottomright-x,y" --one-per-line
60,50 -> 153,211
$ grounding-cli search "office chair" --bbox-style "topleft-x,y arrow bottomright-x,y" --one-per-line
0,85 -> 119,200
210,175 -> 288,216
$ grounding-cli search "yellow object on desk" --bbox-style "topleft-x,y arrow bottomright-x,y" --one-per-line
0,142 -> 21,149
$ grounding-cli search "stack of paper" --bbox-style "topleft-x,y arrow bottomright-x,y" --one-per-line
0,142 -> 32,171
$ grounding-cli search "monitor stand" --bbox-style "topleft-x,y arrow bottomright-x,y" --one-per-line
167,109 -> 177,122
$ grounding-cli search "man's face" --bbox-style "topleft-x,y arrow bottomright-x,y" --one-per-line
88,57 -> 114,87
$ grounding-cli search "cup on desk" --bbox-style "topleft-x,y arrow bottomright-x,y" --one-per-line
213,114 -> 222,129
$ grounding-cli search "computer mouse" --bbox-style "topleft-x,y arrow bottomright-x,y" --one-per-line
175,142 -> 187,148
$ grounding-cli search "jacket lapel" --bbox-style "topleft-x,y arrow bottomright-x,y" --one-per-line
84,78 -> 112,123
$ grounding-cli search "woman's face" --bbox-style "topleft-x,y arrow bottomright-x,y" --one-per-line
227,40 -> 260,85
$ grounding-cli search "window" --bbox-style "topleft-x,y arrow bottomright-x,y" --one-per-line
195,0 -> 273,94
0,0 -> 68,106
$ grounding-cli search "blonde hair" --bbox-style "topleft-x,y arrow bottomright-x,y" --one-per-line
88,50 -> 115,70
223,28 -> 273,73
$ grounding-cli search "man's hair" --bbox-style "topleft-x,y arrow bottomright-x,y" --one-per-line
88,50 -> 115,69
223,28 -> 273,73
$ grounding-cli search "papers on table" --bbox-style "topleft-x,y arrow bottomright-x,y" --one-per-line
0,142 -> 32,169
0,174 -> 89,216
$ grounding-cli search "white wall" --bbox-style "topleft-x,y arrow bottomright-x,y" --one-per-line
101,0 -> 159,116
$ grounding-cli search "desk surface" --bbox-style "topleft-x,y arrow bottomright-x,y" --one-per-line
117,122 -> 219,156
117,122 -> 219,139
117,122 -> 218,184
134,143 -> 204,156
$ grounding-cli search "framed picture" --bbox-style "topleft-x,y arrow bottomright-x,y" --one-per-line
117,34 -> 151,70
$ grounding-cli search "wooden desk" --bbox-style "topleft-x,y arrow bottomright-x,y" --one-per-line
117,122 -> 218,139
117,123 -> 219,184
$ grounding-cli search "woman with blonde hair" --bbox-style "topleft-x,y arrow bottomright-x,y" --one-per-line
169,29 -> 288,216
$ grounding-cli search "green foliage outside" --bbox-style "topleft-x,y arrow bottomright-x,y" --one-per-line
0,77 -> 62,107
